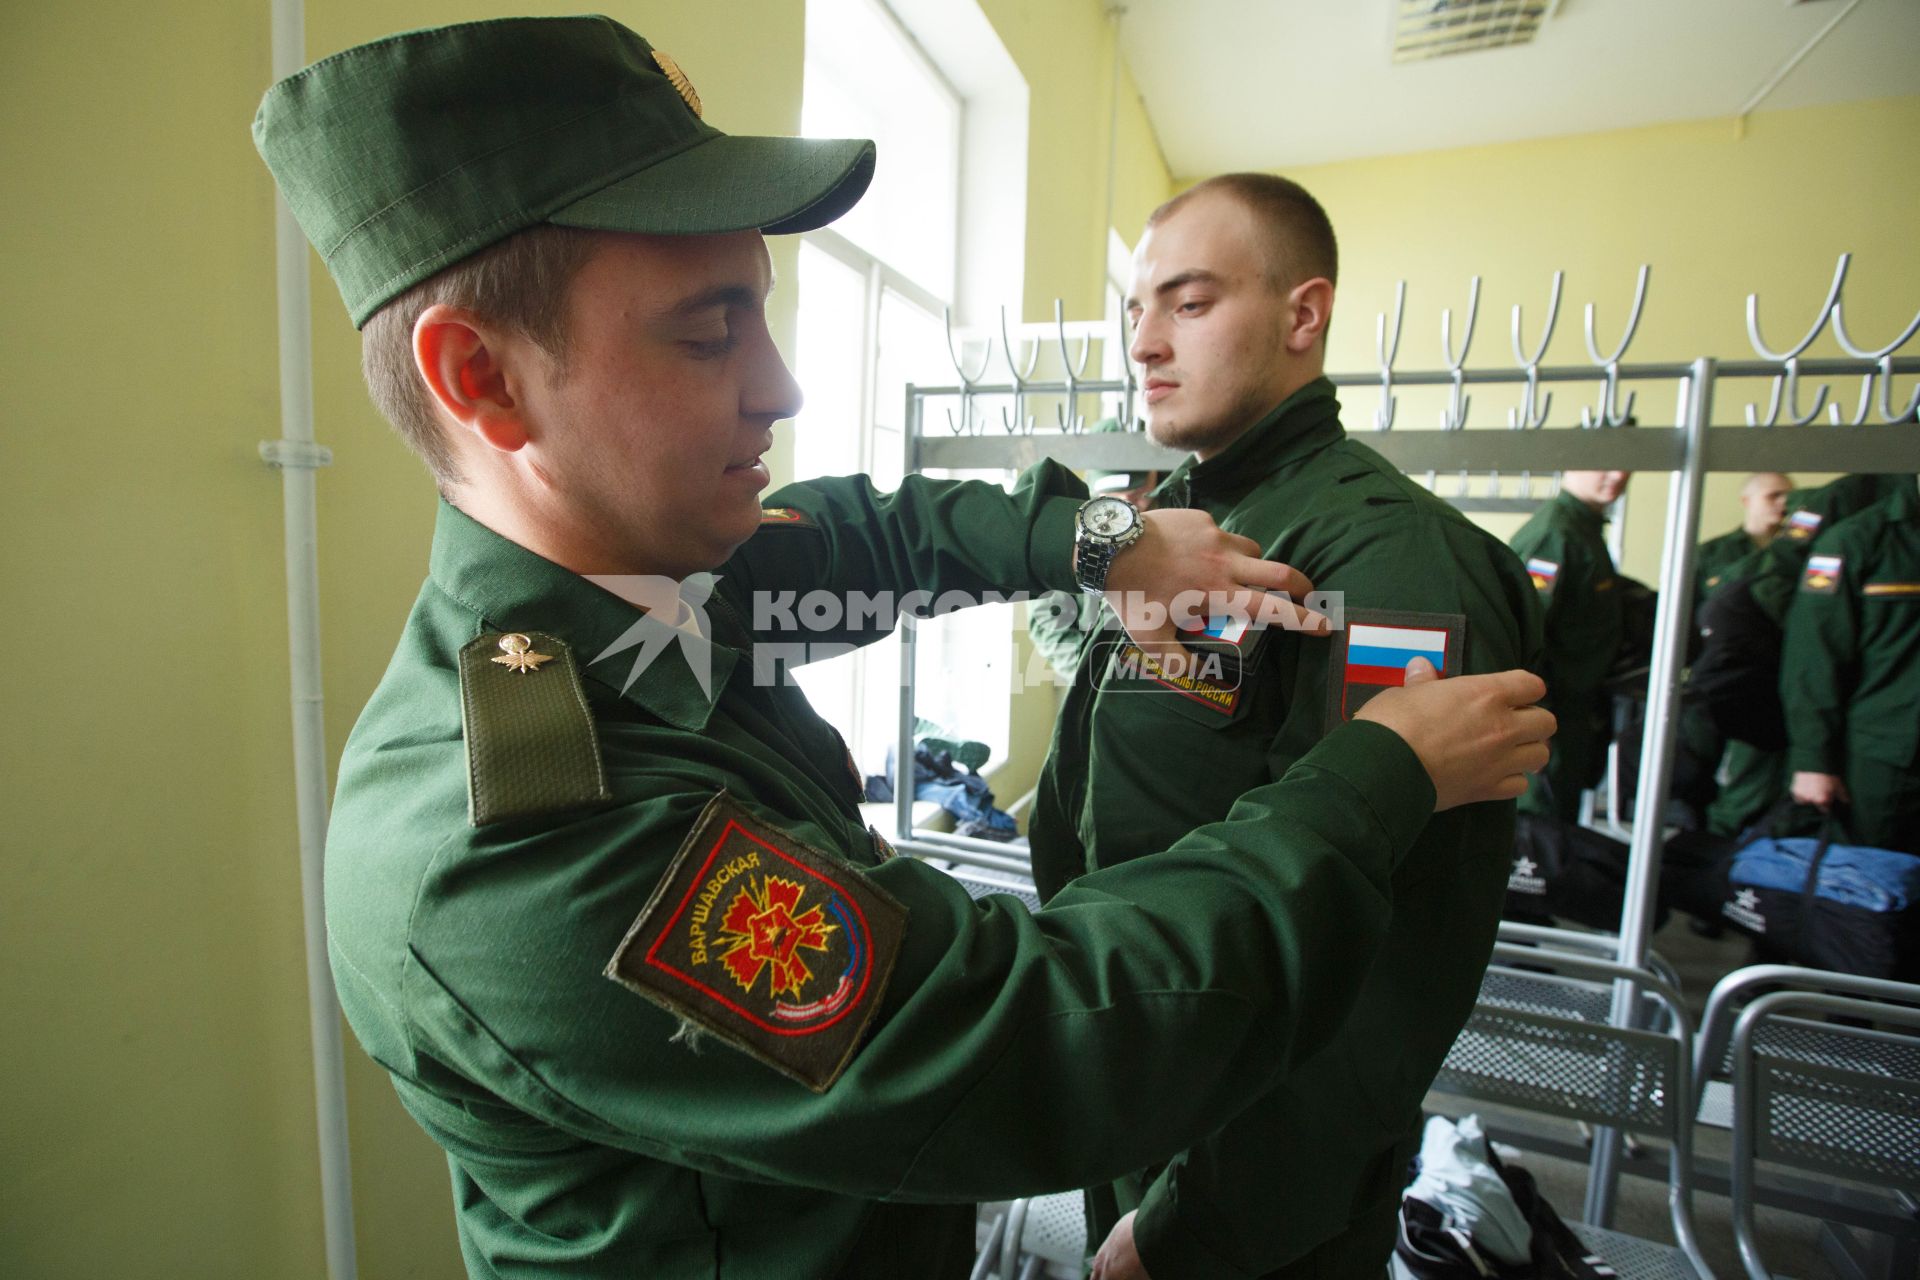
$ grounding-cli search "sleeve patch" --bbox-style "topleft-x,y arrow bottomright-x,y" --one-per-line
1525,558 -> 1559,593
758,506 -> 817,529
1801,555 -> 1843,594
1782,509 -> 1823,541
1325,609 -> 1466,730
605,792 -> 906,1093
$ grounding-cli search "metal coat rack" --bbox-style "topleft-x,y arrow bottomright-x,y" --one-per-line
890,253 -> 1920,1228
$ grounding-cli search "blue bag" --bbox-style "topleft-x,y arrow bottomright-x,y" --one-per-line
1720,814 -> 1920,980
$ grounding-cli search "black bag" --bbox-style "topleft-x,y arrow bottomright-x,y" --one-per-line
1686,575 -> 1787,749
1396,1144 -> 1617,1280
1505,814 -> 1666,933
1703,809 -> 1920,981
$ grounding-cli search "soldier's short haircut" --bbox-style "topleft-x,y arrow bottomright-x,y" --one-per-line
1147,173 -> 1338,293
361,225 -> 601,488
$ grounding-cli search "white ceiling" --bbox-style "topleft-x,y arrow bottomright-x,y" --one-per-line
1118,0 -> 1920,174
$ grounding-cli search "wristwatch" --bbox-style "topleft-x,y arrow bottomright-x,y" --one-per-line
1073,494 -> 1144,594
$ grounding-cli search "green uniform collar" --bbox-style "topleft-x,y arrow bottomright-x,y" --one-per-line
1552,487 -> 1610,532
428,499 -> 734,731
1153,378 -> 1343,508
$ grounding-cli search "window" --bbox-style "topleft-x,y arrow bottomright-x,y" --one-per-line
792,0 -> 1014,776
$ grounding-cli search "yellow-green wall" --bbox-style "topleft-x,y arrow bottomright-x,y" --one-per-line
1190,95 -> 1920,581
0,1 -> 1164,1276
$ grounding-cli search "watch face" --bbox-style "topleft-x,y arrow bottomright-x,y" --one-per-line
1083,496 -> 1135,538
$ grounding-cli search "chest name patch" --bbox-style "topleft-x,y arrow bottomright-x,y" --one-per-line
1863,581 -> 1920,598
1325,610 -> 1466,728
605,792 -> 906,1093
1801,555 -> 1843,595
1782,509 -> 1822,541
1106,641 -> 1244,715
1526,558 -> 1559,594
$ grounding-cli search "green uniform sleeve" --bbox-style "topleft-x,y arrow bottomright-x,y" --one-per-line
396,720 -> 1434,1205
1129,503 -> 1535,1277
723,463 -> 1087,652
1781,530 -> 1860,775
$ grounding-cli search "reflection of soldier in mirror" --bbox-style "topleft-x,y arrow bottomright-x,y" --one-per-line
1783,478 -> 1920,853
1509,468 -> 1629,820
1682,473 -> 1792,834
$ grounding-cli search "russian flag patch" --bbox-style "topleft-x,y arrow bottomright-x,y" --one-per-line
1526,558 -> 1559,593
1326,609 -> 1466,727
1783,509 -> 1822,541
1802,554 -> 1843,594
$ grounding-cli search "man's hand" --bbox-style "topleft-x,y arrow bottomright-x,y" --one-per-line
1355,659 -> 1553,810
1791,771 -> 1848,809
1090,1210 -> 1152,1280
1100,509 -> 1329,664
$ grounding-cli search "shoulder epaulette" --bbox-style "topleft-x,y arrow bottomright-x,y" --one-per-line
458,631 -> 611,826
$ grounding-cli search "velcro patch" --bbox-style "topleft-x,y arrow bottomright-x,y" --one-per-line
1526,558 -> 1559,594
759,506 -> 817,529
1801,555 -> 1843,595
1864,581 -> 1920,599
605,793 -> 906,1093
1782,509 -> 1822,541
1325,609 -> 1466,728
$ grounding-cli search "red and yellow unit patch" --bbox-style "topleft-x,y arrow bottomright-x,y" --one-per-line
1801,554 -> 1843,595
758,506 -> 817,529
606,793 -> 906,1092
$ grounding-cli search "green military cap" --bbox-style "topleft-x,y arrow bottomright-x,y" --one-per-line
253,15 -> 876,327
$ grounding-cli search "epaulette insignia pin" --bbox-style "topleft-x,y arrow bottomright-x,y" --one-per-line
491,632 -> 555,673
652,50 -> 703,118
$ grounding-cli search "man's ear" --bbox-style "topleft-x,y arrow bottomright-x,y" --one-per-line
1284,277 -> 1334,354
412,305 -> 534,454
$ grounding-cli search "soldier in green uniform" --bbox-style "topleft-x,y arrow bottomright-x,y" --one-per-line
1782,480 -> 1920,853
1026,175 -> 1545,1280
1509,470 -> 1628,820
1686,473 -> 1791,832
1695,471 -> 1792,608
252,19 -> 1554,1279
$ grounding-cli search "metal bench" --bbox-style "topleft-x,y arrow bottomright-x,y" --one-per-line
1694,965 -> 1920,1280
1432,943 -> 1715,1280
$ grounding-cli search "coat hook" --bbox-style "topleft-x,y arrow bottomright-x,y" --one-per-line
1508,271 -> 1562,429
1581,264 -> 1650,428
1053,299 -> 1091,432
943,308 -> 992,435
1439,276 -> 1480,431
1744,255 -> 1843,427
1828,257 -> 1920,425
1375,281 -> 1405,431
998,306 -> 1038,434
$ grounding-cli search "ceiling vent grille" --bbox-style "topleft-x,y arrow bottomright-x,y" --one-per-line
1392,0 -> 1551,64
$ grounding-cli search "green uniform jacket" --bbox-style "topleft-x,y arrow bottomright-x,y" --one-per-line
1781,483 -> 1920,849
1508,490 -> 1621,818
326,468 -> 1445,1279
1028,381 -> 1543,1280
1694,527 -> 1763,611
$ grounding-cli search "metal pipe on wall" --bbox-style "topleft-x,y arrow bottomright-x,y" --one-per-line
263,0 -> 357,1274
